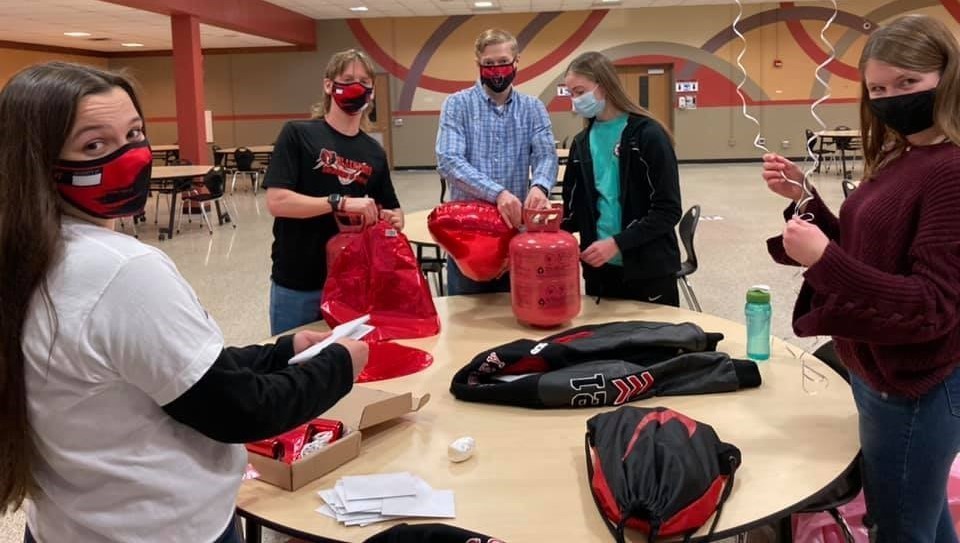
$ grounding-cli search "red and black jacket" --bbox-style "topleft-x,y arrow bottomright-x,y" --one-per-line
450,321 -> 761,408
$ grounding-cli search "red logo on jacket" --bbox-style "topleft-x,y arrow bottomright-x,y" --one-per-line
314,148 -> 373,185
611,372 -> 655,405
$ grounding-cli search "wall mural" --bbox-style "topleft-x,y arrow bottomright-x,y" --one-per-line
345,1 -> 959,114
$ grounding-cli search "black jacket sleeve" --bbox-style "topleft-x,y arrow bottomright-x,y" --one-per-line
561,139 -> 581,234
162,343 -> 354,443
613,121 -> 682,251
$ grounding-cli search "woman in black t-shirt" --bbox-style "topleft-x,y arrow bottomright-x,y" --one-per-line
263,49 -> 403,335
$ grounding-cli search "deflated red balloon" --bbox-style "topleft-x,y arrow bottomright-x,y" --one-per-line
427,201 -> 516,282
356,341 -> 434,383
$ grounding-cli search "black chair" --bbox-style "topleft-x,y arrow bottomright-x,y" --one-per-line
178,167 -> 237,235
834,125 -> 862,180
152,158 -> 192,224
416,178 -> 447,296
417,243 -> 445,297
211,144 -> 226,168
117,215 -> 139,238
806,128 -> 835,174
676,205 -> 702,312
231,147 -> 261,194
561,135 -> 569,149
794,341 -> 860,543
842,180 -> 857,199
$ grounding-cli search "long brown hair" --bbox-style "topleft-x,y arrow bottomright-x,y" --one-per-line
319,48 -> 377,128
565,51 -> 674,144
0,62 -> 144,512
859,14 -> 960,179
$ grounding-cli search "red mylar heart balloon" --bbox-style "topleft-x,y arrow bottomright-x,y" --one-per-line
427,201 -> 516,281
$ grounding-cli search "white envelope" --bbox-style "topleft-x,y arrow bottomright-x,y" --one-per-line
338,482 -> 383,513
317,489 -> 346,514
341,472 -> 418,501
381,489 -> 456,518
335,510 -> 385,523
288,314 -> 373,365
344,515 -> 394,527
315,504 -> 337,520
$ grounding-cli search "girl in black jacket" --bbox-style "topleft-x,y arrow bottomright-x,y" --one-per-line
561,52 -> 683,306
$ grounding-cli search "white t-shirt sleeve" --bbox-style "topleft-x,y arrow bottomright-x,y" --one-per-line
85,251 -> 225,406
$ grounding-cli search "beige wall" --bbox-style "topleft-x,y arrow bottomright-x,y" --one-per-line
110,20 -> 358,154
0,47 -> 108,86
105,1 -> 944,166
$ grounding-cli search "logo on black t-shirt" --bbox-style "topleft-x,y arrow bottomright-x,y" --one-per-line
314,148 -> 373,186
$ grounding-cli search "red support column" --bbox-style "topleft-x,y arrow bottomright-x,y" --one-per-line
171,14 -> 206,165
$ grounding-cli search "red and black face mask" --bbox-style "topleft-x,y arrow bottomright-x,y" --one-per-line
332,81 -> 373,115
480,61 -> 517,93
54,140 -> 152,219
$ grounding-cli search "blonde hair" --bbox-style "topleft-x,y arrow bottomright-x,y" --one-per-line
320,48 -> 377,124
859,14 -> 960,180
474,29 -> 518,59
565,51 -> 674,144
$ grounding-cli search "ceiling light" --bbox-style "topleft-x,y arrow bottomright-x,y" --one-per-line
350,6 -> 368,11
63,32 -> 91,37
121,43 -> 144,47
474,1 -> 494,7
600,0 -> 621,3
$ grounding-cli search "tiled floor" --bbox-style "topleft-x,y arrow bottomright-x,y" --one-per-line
0,164 -> 849,542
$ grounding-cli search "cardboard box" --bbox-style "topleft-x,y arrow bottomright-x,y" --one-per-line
248,386 -> 430,491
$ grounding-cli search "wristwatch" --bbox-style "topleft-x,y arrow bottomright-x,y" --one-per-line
328,193 -> 343,211
532,184 -> 550,197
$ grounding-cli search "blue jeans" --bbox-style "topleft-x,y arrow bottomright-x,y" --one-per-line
269,281 -> 322,336
25,515 -> 244,542
851,368 -> 960,543
445,257 -> 510,296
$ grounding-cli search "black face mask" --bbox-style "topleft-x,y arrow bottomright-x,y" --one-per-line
868,89 -> 937,136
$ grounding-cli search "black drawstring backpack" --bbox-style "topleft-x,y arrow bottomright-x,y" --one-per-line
586,406 -> 741,542
363,523 -> 503,543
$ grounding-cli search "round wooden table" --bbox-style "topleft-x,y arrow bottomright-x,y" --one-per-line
150,165 -> 216,240
401,208 -> 434,246
237,295 -> 859,542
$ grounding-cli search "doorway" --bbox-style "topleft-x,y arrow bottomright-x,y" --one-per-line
615,65 -> 674,133
367,73 -> 393,168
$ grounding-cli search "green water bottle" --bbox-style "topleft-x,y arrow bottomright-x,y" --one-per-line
745,285 -> 771,361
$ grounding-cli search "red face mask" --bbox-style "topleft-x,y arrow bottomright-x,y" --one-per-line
479,62 -> 517,93
54,140 -> 152,219
332,81 -> 373,115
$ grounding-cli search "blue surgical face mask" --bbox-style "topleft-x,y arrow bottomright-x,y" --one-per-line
572,87 -> 605,118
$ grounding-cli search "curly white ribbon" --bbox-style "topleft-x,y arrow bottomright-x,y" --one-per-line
732,0 -> 838,217
733,0 -> 839,393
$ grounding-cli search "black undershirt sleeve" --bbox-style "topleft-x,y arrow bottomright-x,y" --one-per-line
162,342 -> 354,443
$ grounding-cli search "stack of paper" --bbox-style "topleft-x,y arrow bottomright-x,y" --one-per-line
316,472 -> 455,527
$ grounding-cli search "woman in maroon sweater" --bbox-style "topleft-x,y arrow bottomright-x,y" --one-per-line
763,15 -> 960,542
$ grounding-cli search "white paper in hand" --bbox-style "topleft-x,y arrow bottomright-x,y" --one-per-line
288,314 -> 373,365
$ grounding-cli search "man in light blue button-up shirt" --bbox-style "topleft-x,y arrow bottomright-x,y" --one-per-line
436,28 -> 558,295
